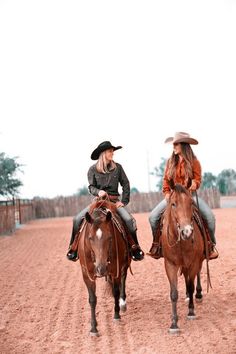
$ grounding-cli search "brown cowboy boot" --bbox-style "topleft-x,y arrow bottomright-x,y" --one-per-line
147,222 -> 162,259
209,243 -> 218,260
66,226 -> 80,262
204,228 -> 218,260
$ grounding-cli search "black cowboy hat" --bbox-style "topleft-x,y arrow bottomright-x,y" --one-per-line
91,141 -> 122,160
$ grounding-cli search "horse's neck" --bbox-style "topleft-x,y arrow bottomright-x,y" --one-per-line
166,207 -> 177,235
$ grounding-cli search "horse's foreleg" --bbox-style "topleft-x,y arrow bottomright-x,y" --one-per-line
119,267 -> 128,312
182,268 -> 190,301
195,272 -> 203,302
113,279 -> 121,320
187,277 -> 195,319
83,274 -> 98,335
165,261 -> 179,333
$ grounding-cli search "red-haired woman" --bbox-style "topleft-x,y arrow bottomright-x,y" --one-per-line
148,132 -> 218,260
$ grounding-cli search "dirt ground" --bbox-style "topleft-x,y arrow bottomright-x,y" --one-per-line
0,209 -> 236,354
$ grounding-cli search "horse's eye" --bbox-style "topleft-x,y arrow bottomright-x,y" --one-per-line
88,235 -> 93,241
172,203 -> 176,208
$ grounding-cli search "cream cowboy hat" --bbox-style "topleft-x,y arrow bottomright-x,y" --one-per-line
165,132 -> 198,145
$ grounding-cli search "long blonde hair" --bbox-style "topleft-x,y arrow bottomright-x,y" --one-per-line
96,151 -> 117,173
167,143 -> 196,184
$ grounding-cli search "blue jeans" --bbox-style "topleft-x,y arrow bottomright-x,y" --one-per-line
149,197 -> 216,244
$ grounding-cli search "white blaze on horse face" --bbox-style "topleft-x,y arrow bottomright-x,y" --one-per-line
183,224 -> 193,238
96,228 -> 103,240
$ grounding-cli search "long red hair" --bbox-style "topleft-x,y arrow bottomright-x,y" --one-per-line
167,143 -> 196,185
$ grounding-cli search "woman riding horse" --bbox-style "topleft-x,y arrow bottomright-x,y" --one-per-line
161,182 -> 205,332
148,132 -> 218,260
67,140 -> 144,261
79,199 -> 132,335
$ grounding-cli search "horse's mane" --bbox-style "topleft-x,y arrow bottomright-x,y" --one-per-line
173,184 -> 189,195
89,199 -> 117,214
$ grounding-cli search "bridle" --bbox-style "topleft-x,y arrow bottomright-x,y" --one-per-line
166,190 -> 195,248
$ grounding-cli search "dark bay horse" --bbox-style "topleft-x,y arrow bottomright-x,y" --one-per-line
77,199 -> 131,336
161,183 -> 205,333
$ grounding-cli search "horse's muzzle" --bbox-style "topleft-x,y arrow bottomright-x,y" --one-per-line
180,224 -> 193,240
95,264 -> 107,277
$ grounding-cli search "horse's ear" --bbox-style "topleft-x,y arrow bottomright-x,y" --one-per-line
85,212 -> 92,223
106,211 -> 112,222
168,178 -> 175,190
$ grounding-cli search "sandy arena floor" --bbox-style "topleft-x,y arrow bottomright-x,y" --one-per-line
0,209 -> 236,354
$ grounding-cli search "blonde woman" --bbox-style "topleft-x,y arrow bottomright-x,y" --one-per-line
67,141 -> 144,261
148,132 -> 218,260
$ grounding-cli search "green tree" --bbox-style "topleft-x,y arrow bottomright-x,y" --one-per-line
76,185 -> 89,196
216,169 -> 236,195
150,157 -> 167,191
0,153 -> 23,197
130,187 -> 139,194
201,172 -> 217,189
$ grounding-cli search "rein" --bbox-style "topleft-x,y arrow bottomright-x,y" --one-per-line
100,207 -> 120,279
111,219 -> 120,279
166,224 -> 181,248
82,224 -> 96,282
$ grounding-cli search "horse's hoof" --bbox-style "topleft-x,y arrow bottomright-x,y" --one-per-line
195,297 -> 203,303
113,314 -> 120,322
187,314 -> 196,320
113,315 -> 121,322
169,327 -> 180,334
90,331 -> 99,337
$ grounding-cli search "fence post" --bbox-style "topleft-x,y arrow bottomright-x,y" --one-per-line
18,199 -> 21,224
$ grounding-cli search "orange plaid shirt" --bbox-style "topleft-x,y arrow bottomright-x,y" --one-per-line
162,158 -> 202,196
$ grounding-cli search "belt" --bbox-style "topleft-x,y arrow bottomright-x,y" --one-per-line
108,195 -> 119,202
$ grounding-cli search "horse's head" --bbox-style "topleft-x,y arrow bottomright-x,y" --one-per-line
168,183 -> 194,240
85,205 -> 113,278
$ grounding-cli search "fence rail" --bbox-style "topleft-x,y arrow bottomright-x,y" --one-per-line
33,188 -> 220,218
0,189 -> 220,235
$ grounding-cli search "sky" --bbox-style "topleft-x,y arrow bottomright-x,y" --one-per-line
0,0 -> 236,198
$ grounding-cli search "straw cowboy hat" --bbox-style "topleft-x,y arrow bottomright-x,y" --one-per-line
91,141 -> 122,160
165,132 -> 198,145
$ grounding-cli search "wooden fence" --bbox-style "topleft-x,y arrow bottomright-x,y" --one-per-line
0,199 -> 35,235
33,195 -> 93,218
33,188 -> 220,219
0,201 -> 15,235
0,189 -> 220,234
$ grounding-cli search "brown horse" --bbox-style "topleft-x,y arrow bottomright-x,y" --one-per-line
77,199 -> 131,336
161,183 -> 205,333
